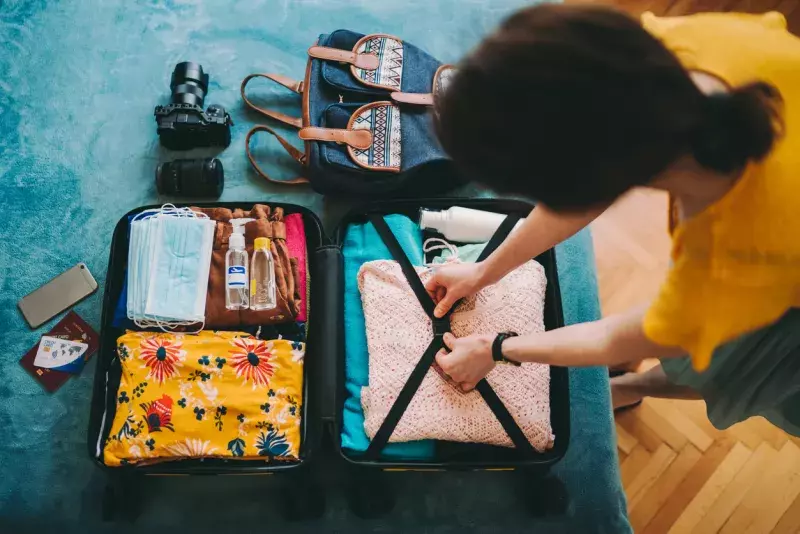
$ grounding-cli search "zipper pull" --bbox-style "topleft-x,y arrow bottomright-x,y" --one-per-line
338,94 -> 344,104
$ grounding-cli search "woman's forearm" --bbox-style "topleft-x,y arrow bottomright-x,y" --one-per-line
501,307 -> 683,367
478,204 -> 606,285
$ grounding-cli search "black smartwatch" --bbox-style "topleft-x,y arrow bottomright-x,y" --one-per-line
492,332 -> 521,366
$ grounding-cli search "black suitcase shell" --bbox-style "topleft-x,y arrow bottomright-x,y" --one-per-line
86,198 -> 570,518
321,198 -> 570,470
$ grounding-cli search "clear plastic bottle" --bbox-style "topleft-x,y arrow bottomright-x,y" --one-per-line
250,237 -> 277,311
225,222 -> 249,310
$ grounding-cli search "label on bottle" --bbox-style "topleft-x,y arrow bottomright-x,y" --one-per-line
227,265 -> 247,288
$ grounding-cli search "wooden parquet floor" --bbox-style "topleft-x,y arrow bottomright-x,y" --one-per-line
591,189 -> 800,533
568,2 -> 800,531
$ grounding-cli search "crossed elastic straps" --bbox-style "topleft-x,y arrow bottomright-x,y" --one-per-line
362,212 -> 536,460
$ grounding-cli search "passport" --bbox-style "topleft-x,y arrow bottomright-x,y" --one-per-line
19,311 -> 99,392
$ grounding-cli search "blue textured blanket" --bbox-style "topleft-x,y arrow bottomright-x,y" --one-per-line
0,0 -> 630,531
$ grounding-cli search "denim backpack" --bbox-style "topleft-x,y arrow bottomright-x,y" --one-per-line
241,30 -> 461,197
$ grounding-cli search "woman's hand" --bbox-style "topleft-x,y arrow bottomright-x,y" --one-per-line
423,205 -> 605,318
425,262 -> 489,318
435,332 -> 495,392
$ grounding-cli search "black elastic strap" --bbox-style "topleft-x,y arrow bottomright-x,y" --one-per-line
438,212 -> 523,316
477,213 -> 521,263
364,338 -> 442,459
471,212 -> 535,454
475,380 -> 536,454
368,213 -> 436,317
364,211 -> 534,458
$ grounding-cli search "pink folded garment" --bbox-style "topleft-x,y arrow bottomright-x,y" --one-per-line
284,213 -> 308,322
359,259 -> 553,451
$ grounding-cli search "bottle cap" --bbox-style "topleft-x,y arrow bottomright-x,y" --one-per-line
254,237 -> 270,250
419,209 -> 444,231
229,231 -> 244,249
229,219 -> 251,250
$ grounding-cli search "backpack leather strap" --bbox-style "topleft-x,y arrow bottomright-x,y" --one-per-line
245,125 -> 309,185
241,73 -> 303,128
307,46 -> 380,70
298,127 -> 372,150
391,92 -> 434,106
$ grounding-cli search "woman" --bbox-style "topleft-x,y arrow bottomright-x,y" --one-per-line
428,5 -> 800,436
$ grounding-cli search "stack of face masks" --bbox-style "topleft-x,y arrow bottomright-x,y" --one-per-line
126,205 -> 216,331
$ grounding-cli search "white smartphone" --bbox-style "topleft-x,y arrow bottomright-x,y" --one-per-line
18,263 -> 98,328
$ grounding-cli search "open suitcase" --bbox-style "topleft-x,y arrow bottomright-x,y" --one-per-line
87,195 -> 570,521
86,200 -> 328,521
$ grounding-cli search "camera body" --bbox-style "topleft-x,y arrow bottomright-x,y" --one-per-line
154,62 -> 232,150
155,103 -> 232,150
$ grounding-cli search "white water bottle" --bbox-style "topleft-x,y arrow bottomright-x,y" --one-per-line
225,221 -> 249,310
419,206 -> 525,243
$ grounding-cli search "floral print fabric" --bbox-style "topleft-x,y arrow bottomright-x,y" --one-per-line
104,330 -> 304,466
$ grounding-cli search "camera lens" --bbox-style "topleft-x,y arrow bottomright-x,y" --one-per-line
156,158 -> 224,198
169,61 -> 209,107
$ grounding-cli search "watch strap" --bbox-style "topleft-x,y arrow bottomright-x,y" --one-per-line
492,332 -> 521,366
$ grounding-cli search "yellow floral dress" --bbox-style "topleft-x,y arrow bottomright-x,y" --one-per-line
103,330 -> 304,466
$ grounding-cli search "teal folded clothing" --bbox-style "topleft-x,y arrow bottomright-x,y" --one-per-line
342,214 -> 436,459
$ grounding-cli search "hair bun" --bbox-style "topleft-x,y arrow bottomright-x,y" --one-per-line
691,82 -> 782,174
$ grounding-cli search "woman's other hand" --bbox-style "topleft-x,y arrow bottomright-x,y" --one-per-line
425,262 -> 488,318
435,332 -> 495,392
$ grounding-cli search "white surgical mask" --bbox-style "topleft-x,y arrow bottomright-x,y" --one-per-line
127,205 -> 215,331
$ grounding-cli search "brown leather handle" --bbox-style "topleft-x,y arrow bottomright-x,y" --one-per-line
241,73 -> 303,128
307,46 -> 380,70
245,125 -> 309,185
391,92 -> 434,106
298,127 -> 372,150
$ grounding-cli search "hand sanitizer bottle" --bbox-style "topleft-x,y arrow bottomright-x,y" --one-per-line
225,220 -> 249,310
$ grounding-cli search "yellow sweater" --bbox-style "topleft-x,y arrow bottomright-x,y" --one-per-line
641,12 -> 800,371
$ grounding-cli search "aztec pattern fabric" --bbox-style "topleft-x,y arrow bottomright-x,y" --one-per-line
103,330 -> 304,466
350,103 -> 402,171
359,259 -> 554,450
353,34 -> 404,90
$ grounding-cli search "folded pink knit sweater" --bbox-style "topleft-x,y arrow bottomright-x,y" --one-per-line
359,260 -> 553,450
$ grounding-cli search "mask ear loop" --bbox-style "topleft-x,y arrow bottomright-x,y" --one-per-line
184,320 -> 205,335
131,208 -> 163,223
152,318 -> 205,334
423,238 -> 459,266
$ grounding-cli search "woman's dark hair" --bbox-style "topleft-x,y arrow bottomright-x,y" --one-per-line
435,5 -> 783,211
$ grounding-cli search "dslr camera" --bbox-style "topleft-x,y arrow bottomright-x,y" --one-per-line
154,62 -> 232,150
